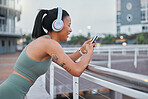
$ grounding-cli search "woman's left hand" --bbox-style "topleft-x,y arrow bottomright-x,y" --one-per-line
80,39 -> 96,54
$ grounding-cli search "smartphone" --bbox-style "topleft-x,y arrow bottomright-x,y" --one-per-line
91,36 -> 98,44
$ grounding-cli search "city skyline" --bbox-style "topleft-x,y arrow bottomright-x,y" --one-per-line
16,0 -> 116,36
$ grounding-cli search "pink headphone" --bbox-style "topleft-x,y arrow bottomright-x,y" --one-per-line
52,7 -> 64,32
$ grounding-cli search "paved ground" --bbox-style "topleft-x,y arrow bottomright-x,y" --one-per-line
0,52 -> 19,83
91,53 -> 148,75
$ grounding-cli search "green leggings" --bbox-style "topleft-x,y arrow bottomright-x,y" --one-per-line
0,74 -> 33,99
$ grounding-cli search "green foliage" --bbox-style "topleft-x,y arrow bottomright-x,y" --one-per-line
23,34 -> 32,44
134,33 -> 148,44
67,32 -> 148,45
67,34 -> 116,45
101,34 -> 115,44
87,32 -> 91,39
67,35 -> 88,45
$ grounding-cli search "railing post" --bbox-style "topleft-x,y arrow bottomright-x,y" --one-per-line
50,64 -> 54,99
110,90 -> 122,99
73,76 -> 79,99
134,48 -> 137,68
137,48 -> 139,55
108,48 -> 111,68
122,48 -> 126,55
97,48 -> 100,54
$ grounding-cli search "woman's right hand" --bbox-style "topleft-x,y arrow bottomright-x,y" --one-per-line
85,43 -> 95,53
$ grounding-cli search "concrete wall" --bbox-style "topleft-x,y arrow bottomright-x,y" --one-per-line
121,0 -> 141,25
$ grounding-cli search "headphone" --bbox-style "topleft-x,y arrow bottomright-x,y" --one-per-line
52,7 -> 64,32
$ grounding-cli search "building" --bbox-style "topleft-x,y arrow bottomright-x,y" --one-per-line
0,0 -> 21,54
116,0 -> 148,35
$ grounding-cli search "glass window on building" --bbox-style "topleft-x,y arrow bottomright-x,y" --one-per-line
4,19 -> 6,32
11,19 -> 15,32
142,26 -> 148,32
141,10 -> 146,21
147,10 -> 148,20
0,19 -> 1,31
0,0 -> 1,4
0,18 -> 3,31
1,40 -> 5,47
0,17 -> 6,32
8,40 -> 11,46
142,26 -> 145,30
117,15 -> 121,23
0,7 -> 7,16
117,26 -> 120,34
145,26 -> 148,32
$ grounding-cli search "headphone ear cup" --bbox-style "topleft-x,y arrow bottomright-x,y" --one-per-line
52,19 -> 64,32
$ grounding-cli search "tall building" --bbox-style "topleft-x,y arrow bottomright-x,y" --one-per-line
0,0 -> 21,54
116,0 -> 148,35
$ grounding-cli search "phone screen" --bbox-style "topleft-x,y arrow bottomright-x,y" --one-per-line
91,36 -> 98,44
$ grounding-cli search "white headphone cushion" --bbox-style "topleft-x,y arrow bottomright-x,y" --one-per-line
52,19 -> 64,31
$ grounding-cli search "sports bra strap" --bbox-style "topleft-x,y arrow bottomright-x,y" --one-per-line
44,35 -> 51,39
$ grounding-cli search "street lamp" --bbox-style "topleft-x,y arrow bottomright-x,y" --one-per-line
87,26 -> 91,30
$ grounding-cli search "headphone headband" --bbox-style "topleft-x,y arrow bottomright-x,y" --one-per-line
57,7 -> 62,20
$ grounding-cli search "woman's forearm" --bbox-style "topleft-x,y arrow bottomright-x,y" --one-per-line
75,51 -> 93,76
77,51 -> 93,67
68,50 -> 82,62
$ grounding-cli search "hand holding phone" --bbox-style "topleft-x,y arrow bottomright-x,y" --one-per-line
91,36 -> 98,44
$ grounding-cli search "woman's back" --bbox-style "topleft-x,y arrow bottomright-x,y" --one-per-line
14,35 -> 52,82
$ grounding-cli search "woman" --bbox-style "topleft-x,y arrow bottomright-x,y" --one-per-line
0,7 -> 95,99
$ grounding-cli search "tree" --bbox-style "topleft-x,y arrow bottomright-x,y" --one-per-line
134,33 -> 148,44
67,35 -> 89,45
101,34 -> 115,44
23,34 -> 32,45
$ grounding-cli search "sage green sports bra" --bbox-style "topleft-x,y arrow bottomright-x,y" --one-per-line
13,35 -> 52,82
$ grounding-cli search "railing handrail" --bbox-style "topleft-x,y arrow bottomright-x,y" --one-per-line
81,73 -> 148,99
63,47 -> 148,51
51,63 -> 148,99
63,45 -> 148,48
86,64 -> 148,92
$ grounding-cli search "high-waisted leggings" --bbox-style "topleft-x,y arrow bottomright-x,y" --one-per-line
0,74 -> 33,99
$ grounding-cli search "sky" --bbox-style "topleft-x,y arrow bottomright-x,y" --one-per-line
16,0 -> 116,37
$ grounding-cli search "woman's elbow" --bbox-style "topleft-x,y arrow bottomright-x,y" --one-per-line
72,73 -> 81,77
71,69 -> 82,77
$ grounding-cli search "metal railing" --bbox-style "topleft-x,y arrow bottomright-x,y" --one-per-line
47,63 -> 148,99
46,45 -> 148,99
81,66 -> 148,99
63,45 -> 148,69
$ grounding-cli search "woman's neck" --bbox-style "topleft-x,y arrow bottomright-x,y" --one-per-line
47,32 -> 60,42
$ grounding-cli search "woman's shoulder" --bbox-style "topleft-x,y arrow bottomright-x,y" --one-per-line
26,36 -> 62,56
33,36 -> 61,48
